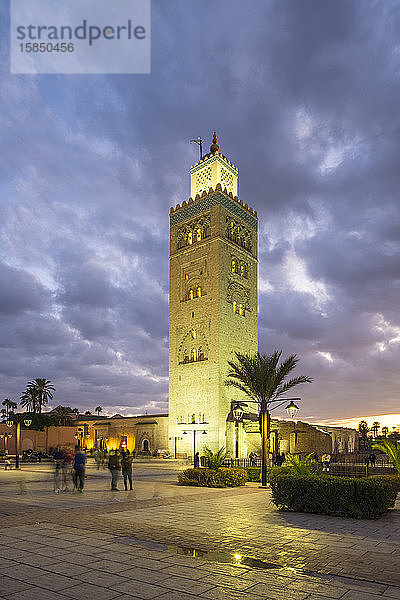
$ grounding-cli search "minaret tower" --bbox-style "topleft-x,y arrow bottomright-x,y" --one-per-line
168,133 -> 258,458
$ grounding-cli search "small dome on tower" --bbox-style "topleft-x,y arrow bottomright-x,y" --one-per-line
209,131 -> 219,153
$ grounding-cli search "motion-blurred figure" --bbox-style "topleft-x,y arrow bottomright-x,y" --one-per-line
121,451 -> 133,491
108,450 -> 121,491
73,445 -> 86,492
53,447 -> 64,493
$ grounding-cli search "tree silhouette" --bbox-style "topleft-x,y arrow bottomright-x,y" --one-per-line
52,406 -> 73,426
2,399 -> 17,416
26,378 -> 55,413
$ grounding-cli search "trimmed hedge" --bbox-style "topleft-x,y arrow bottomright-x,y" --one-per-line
236,466 -> 292,483
270,473 -> 400,519
178,467 -> 247,488
218,467 -> 248,487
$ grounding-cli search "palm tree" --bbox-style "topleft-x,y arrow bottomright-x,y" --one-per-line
225,350 -> 312,486
95,406 -> 102,416
358,420 -> 370,449
52,406 -> 73,426
371,421 -> 380,438
382,426 -> 389,438
2,399 -> 17,416
84,411 -> 92,416
20,387 -> 38,413
372,440 -> 400,475
72,408 -> 80,417
26,378 -> 55,413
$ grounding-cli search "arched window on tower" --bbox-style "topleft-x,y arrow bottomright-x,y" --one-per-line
196,228 -> 202,242
231,259 -> 236,273
191,414 -> 196,424
188,231 -> 193,245
189,289 -> 194,300
233,301 -> 237,313
197,286 -> 202,297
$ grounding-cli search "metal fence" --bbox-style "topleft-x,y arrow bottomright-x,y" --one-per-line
199,455 -> 397,477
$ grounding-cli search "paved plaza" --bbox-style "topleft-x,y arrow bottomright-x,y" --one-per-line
0,460 -> 399,600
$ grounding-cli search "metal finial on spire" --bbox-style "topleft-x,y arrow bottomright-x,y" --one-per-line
209,131 -> 219,154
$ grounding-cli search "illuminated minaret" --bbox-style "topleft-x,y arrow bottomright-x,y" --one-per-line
168,133 -> 258,457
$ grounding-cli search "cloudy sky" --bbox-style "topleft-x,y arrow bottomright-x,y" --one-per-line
1,1 -> 400,427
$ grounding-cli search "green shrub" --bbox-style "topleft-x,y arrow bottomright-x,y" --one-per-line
178,468 -> 222,487
203,446 -> 228,469
243,467 -> 261,482
285,453 -> 322,475
270,473 -> 400,519
217,467 -> 248,487
236,465 -> 291,483
178,467 -> 247,487
369,475 -> 400,504
373,441 -> 400,475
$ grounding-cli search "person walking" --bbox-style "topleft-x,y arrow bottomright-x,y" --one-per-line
369,452 -> 376,467
108,450 -> 121,491
53,447 -> 64,493
194,452 -> 200,468
121,451 -> 133,491
62,447 -> 73,491
73,446 -> 86,492
322,453 -> 331,472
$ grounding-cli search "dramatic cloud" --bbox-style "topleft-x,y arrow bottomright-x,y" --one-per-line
0,0 -> 399,424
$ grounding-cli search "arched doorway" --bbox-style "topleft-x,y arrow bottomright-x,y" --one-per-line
142,439 -> 149,452
22,438 -> 34,451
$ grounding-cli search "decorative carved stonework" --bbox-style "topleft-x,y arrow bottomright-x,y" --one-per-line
177,327 -> 209,365
177,214 -> 211,249
226,216 -> 252,254
226,281 -> 250,310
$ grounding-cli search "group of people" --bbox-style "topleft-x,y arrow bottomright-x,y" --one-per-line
107,449 -> 134,491
364,452 -> 376,467
53,446 -> 87,493
248,452 -> 258,466
52,446 -> 134,493
248,452 -> 286,467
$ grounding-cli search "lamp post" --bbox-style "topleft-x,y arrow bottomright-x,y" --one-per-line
230,401 -> 245,459
7,414 -> 32,469
235,397 -> 300,487
182,429 -> 207,465
169,436 -> 183,459
0,433 -> 12,455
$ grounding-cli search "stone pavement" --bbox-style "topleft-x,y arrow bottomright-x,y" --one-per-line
0,462 -> 399,599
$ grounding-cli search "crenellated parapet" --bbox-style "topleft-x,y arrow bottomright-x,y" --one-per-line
170,183 -> 257,220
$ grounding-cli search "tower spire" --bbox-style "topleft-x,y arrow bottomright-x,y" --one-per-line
209,131 -> 219,154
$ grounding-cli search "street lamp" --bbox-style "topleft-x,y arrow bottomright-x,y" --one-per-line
169,436 -> 183,459
182,429 -> 207,465
7,414 -> 32,469
286,400 -> 299,419
229,401 -> 248,459
239,397 -> 301,487
0,433 -> 12,454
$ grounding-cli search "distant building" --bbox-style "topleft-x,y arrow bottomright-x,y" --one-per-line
244,419 -> 358,457
75,414 -> 169,454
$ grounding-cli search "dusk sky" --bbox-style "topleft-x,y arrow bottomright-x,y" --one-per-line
1,1 -> 400,428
